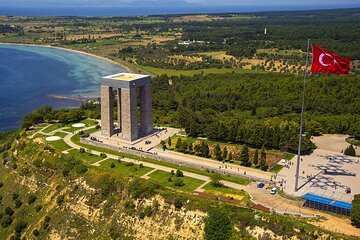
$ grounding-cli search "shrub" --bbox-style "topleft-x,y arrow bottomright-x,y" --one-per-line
56,195 -> 65,206
1,215 -> 12,228
79,148 -> 85,153
167,177 -> 172,182
44,216 -> 51,223
139,163 -> 144,168
100,153 -> 107,158
33,228 -> 40,237
12,193 -> 19,200
344,145 -> 356,156
174,198 -> 183,209
99,176 -> 117,197
110,162 -> 115,168
12,163 -> 17,169
128,179 -> 157,199
14,220 -> 27,233
176,169 -> 184,177
28,194 -> 37,205
174,178 -> 185,187
204,209 -> 232,240
124,201 -> 135,210
35,205 -> 43,212
210,173 -> 223,187
139,207 -> 152,219
5,207 -> 14,216
14,199 -> 22,208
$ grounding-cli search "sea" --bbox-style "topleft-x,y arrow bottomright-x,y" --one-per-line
0,44 -> 124,132
1,5 -> 359,17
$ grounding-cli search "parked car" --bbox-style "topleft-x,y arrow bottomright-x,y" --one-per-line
257,182 -> 265,188
270,187 -> 277,195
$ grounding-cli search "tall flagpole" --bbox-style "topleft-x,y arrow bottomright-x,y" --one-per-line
295,38 -> 311,192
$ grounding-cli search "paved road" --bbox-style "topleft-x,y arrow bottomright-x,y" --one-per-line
154,149 -> 274,181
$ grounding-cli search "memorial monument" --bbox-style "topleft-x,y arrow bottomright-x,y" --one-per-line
100,73 -> 153,142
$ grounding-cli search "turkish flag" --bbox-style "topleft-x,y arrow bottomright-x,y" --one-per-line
310,44 -> 351,75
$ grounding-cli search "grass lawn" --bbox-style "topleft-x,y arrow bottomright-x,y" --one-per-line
43,124 -> 63,133
148,170 -> 205,192
283,153 -> 295,161
33,133 -> 45,138
269,164 -> 284,173
140,65 -> 263,77
202,183 -> 250,203
64,119 -> 98,132
68,149 -> 103,164
98,159 -> 153,177
47,139 -> 72,152
54,132 -> 68,138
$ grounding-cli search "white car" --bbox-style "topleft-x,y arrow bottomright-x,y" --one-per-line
270,187 -> 277,195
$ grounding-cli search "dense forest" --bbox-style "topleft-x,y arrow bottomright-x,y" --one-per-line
152,72 -> 360,153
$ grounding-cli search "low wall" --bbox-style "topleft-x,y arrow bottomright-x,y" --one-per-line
81,138 -> 270,183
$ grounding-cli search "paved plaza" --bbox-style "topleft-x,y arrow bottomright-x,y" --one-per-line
91,127 -> 180,151
279,135 -> 360,202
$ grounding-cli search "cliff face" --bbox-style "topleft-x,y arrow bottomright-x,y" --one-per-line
0,139 -> 206,240
0,137 -> 355,240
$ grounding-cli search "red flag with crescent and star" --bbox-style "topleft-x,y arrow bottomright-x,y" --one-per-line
310,44 -> 351,75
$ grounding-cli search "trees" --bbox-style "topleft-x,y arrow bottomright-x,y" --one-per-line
344,145 -> 356,156
260,147 -> 268,171
204,209 -> 232,240
240,145 -> 250,166
210,173 -> 223,187
351,194 -> 360,227
222,147 -> 228,161
253,148 -> 259,166
214,144 -> 222,161
175,138 -> 182,149
168,137 -> 172,147
176,170 -> 184,177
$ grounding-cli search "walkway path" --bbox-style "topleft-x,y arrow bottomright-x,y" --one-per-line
154,149 -> 273,181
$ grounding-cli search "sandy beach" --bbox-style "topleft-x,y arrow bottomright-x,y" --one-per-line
0,42 -> 131,72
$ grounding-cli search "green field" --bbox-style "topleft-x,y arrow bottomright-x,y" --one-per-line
283,153 -> 295,161
47,139 -> 72,152
140,65 -> 262,76
148,170 -> 205,192
68,149 -> 103,164
98,159 -> 153,177
269,164 -> 284,173
43,124 -> 63,133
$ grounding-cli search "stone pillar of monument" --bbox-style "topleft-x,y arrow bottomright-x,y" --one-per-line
116,88 -> 121,132
101,85 -> 114,137
140,85 -> 153,135
121,88 -> 138,141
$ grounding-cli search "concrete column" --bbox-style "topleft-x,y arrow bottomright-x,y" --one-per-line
121,88 -> 138,141
117,88 -> 121,132
140,84 -> 153,135
101,85 -> 114,137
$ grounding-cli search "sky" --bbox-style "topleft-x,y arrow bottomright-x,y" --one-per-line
1,0 -> 360,8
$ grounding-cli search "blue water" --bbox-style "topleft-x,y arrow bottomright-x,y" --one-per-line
0,44 -> 124,131
1,5 -> 359,16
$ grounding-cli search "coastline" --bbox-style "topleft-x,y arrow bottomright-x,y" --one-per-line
0,42 -> 132,73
